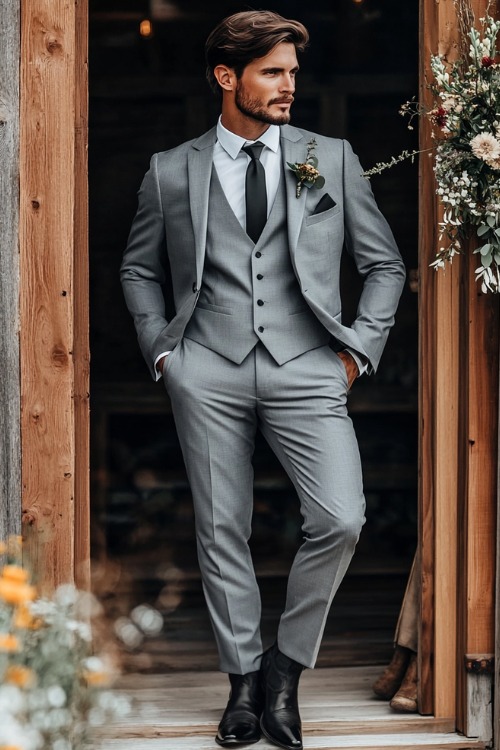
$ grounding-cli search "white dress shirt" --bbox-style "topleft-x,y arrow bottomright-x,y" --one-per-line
155,117 -> 366,378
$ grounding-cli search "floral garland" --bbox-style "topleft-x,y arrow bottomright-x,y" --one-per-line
365,8 -> 500,293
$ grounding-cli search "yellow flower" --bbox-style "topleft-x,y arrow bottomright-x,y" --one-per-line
2,565 -> 29,583
0,633 -> 21,652
4,664 -> 36,688
0,565 -> 36,605
12,602 -> 41,630
83,669 -> 112,687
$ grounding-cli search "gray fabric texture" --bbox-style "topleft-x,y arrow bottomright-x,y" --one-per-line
164,338 -> 366,673
120,125 -> 406,380
183,167 -> 330,364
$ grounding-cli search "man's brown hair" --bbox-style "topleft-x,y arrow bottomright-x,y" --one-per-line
205,10 -> 309,94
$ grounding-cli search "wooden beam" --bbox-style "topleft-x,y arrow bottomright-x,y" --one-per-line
0,0 -> 21,542
457,247 -> 498,739
419,0 -> 460,720
19,0 -> 89,591
73,0 -> 90,591
456,3 -> 499,739
0,1 -> 21,542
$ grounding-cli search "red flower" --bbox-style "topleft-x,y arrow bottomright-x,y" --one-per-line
431,106 -> 448,129
481,56 -> 495,68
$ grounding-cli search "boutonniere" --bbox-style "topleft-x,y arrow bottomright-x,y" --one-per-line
287,138 -> 326,198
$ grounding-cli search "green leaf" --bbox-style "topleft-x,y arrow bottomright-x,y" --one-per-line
308,156 -> 319,168
314,176 -> 326,190
486,215 -> 496,227
480,243 -> 492,255
477,224 -> 490,236
481,252 -> 493,268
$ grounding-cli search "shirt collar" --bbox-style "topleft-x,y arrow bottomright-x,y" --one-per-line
216,116 -> 280,159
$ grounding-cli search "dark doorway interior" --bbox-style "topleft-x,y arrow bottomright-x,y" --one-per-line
89,0 -> 418,672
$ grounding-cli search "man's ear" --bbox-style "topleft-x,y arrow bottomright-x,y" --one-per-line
213,64 -> 237,92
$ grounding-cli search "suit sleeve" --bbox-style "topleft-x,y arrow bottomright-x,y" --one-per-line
342,139 -> 406,374
120,153 -> 170,380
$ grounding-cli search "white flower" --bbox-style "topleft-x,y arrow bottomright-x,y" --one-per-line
54,583 -> 78,607
0,684 -> 26,714
84,655 -> 105,672
470,133 -> 500,162
47,685 -> 67,708
0,718 -> 42,750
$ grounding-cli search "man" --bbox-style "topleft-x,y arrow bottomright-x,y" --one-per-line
121,10 -> 406,750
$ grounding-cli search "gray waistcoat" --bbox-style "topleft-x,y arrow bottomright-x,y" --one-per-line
183,167 -> 330,365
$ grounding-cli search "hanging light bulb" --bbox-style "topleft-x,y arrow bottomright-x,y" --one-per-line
140,19 -> 153,37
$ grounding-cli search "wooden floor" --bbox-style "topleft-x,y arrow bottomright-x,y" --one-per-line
96,666 -> 486,750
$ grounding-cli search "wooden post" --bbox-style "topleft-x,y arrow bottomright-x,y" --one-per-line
455,3 -> 499,739
19,0 -> 89,591
419,0 -> 460,720
419,0 -> 498,730
456,246 -> 498,740
0,0 -> 21,542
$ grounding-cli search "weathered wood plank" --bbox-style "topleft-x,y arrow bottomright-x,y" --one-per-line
457,247 -> 498,739
96,732 -> 486,750
97,668 -> 457,740
0,0 -> 21,540
73,0 -> 90,591
455,7 -> 498,741
418,0 -> 460,719
19,0 -> 89,590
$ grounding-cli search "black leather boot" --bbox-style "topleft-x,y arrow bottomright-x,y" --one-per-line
260,643 -> 305,750
215,671 -> 263,746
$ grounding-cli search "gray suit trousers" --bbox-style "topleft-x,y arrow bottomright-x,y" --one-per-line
163,338 -> 366,674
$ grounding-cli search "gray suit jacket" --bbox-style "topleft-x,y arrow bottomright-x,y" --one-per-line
121,124 -> 406,380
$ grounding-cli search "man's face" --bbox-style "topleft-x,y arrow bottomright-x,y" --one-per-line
235,42 -> 298,126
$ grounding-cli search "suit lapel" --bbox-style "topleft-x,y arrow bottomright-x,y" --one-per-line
281,126 -> 307,257
188,127 -> 217,284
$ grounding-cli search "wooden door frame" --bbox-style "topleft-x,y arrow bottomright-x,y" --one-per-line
419,0 -> 498,737
18,0 -> 90,592
4,0 -> 497,736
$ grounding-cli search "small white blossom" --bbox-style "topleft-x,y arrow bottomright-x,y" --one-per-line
47,685 -> 67,708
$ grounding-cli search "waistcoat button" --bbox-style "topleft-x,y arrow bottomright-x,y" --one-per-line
256,274 -> 263,280
255,251 -> 262,258
257,299 -> 264,306
258,326 -> 264,333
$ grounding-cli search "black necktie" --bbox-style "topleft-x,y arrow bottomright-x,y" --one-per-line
242,142 -> 267,244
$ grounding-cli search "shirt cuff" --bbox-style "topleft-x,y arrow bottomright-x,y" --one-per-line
154,351 -> 171,381
343,347 -> 368,377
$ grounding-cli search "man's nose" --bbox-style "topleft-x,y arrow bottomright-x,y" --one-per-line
280,74 -> 295,92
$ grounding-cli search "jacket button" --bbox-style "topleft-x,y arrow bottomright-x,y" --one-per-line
192,282 -> 198,293
258,326 -> 264,333
256,274 -> 263,280
257,299 -> 264,306
255,251 -> 262,258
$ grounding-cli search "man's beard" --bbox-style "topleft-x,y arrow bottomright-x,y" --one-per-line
235,80 -> 292,125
